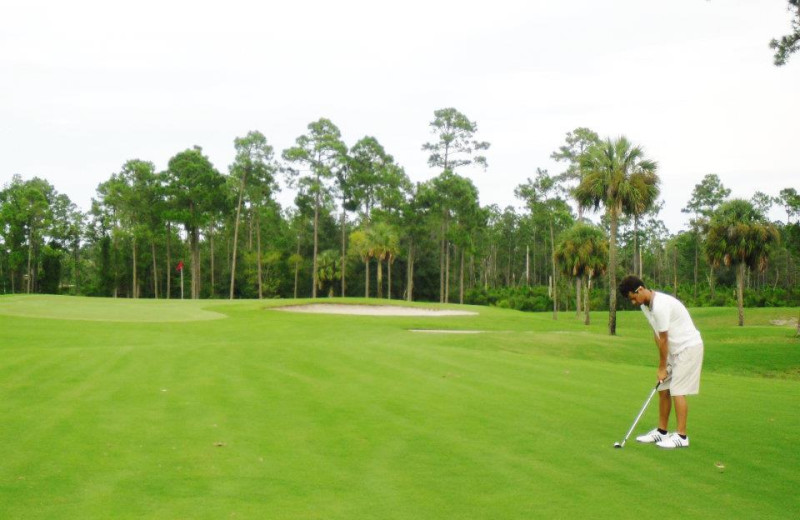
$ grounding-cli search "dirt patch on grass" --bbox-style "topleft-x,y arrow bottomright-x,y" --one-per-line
273,304 -> 478,317
409,329 -> 484,334
770,318 -> 799,327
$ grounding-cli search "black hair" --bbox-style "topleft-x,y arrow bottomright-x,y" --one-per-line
619,275 -> 645,297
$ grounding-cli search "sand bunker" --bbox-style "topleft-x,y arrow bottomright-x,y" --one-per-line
273,304 -> 478,317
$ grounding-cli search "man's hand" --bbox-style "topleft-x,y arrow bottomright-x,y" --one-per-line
657,367 -> 668,383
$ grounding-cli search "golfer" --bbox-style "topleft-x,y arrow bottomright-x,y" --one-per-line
619,275 -> 704,449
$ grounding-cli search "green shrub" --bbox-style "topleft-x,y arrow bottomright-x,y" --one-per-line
466,283 -> 799,313
465,286 -> 553,312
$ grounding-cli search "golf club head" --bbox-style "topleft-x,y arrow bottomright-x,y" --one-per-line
613,442 -> 622,448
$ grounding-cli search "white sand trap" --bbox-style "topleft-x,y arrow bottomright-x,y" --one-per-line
273,304 -> 478,316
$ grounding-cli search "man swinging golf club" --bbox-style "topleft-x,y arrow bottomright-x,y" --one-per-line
619,275 -> 704,449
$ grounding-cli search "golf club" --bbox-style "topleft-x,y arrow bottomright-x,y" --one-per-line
613,379 -> 667,449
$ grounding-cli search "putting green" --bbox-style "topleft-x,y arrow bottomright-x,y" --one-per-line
0,295 -> 228,322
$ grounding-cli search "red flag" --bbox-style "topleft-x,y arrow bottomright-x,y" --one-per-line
176,261 -> 184,272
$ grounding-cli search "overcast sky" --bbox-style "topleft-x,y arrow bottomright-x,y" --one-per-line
2,0 -> 798,232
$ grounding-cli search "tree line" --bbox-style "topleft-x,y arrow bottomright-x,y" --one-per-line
2,109 -> 799,334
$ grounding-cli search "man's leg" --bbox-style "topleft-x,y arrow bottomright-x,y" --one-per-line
669,347 -> 701,437
673,395 -> 688,435
658,389 -> 671,431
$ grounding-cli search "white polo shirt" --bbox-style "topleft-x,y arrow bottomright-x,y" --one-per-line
640,291 -> 702,355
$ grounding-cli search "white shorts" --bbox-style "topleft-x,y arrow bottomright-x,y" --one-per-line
660,344 -> 704,396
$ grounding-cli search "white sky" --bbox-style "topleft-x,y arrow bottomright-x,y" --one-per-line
1,0 -> 798,233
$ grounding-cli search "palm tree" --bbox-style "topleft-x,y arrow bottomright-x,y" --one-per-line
623,172 -> 660,277
316,249 -> 342,297
554,223 -> 608,325
287,253 -> 303,299
705,199 -> 779,326
575,136 -> 659,335
368,221 -> 399,299
348,229 -> 372,297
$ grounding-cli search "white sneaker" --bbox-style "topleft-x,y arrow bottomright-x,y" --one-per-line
656,433 -> 690,449
636,428 -> 669,443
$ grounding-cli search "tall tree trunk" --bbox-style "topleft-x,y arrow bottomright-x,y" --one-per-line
550,220 -> 557,320
187,232 -> 193,300
74,241 -> 80,295
693,234 -> 699,299
257,214 -> 263,299
112,228 -> 119,298
293,239 -> 300,299
406,242 -> 414,302
736,263 -> 745,327
532,225 -> 537,285
166,222 -> 172,299
506,246 -> 512,286
493,247 -> 497,288
132,236 -> 137,298
189,229 -> 195,299
608,210 -> 619,335
469,254 -> 476,291
341,208 -> 346,297
459,248 -> 465,304
445,242 -> 451,303
190,226 -> 201,299
576,278 -> 582,317
388,256 -> 392,300
209,223 -> 215,297
657,248 -> 663,287
226,237 -> 231,284
152,241 -> 159,299
633,216 -> 639,275
229,174 -> 246,299
27,226 -> 34,294
248,211 -> 253,250
639,247 -> 643,278
439,223 -> 445,303
525,245 -> 530,286
312,194 -> 319,299
584,274 -> 592,325
377,257 -> 383,298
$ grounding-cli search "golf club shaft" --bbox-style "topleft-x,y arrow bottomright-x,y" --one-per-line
619,380 -> 664,447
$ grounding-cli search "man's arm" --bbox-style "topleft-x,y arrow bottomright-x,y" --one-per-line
655,331 -> 669,382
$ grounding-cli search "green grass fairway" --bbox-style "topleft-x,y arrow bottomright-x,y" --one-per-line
1,295 -> 798,519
